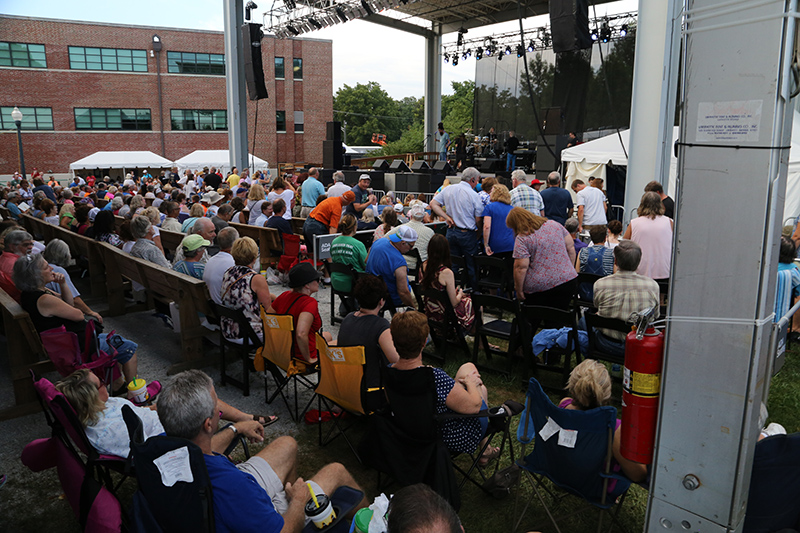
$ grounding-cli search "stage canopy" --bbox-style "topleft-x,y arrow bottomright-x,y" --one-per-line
174,150 -> 269,176
69,151 -> 172,171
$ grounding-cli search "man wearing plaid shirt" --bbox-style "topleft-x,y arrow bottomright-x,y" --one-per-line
592,240 -> 660,355
510,169 -> 544,216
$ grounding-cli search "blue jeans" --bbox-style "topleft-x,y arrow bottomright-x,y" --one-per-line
439,151 -> 448,161
506,152 -> 516,171
578,316 -> 625,357
446,227 -> 479,289
99,333 -> 137,364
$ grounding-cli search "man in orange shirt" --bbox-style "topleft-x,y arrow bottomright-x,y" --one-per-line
302,190 -> 355,282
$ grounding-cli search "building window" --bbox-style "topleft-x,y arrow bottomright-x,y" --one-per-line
167,51 -> 225,75
294,111 -> 304,133
0,107 -> 53,130
276,111 -> 286,133
68,46 -> 147,72
170,109 -> 227,130
293,58 -> 302,80
0,42 -> 47,68
74,108 -> 151,130
275,57 -> 285,79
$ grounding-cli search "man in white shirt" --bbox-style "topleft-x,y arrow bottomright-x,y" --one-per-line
203,227 -> 238,304
571,178 -> 608,232
327,171 -> 350,197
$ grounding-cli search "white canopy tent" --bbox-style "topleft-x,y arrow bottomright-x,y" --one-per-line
174,150 -> 269,176
69,151 -> 173,172
561,114 -> 800,223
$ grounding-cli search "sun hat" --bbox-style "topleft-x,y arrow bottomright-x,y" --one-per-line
389,226 -> 418,243
181,234 -> 211,252
288,262 -> 323,288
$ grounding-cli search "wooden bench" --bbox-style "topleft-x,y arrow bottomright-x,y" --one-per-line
97,241 -> 214,373
0,206 -> 11,220
228,222 -> 284,264
291,217 -> 306,236
0,288 -> 54,420
21,214 -> 108,299
114,214 -> 185,259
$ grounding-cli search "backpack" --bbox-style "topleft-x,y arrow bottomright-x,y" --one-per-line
582,245 -> 608,276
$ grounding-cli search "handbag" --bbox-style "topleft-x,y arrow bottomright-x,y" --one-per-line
481,464 -> 520,500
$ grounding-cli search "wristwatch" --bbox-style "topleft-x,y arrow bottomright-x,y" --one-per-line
225,423 -> 238,435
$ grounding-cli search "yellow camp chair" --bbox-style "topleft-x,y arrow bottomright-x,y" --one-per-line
314,333 -> 374,463
259,310 -> 317,421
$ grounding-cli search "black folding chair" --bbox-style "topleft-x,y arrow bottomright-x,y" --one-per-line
575,272 -> 604,309
328,262 -> 359,325
473,254 -> 514,298
213,303 -> 262,396
584,309 -> 629,368
471,293 -> 522,376
451,255 -> 470,289
402,247 -> 423,283
421,287 -> 472,364
520,304 -> 583,389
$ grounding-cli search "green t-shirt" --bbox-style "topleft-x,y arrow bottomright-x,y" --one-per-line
330,235 -> 367,292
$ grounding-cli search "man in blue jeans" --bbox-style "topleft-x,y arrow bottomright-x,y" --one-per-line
505,131 -> 519,171
430,167 -> 484,289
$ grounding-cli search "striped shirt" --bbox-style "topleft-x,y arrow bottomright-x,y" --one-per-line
593,271 -> 660,340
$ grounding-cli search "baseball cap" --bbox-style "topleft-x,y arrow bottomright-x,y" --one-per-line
408,205 -> 425,220
389,226 -> 418,243
530,178 -> 542,185
342,190 -> 356,202
393,203 -> 404,213
88,207 -> 100,222
358,174 -> 371,182
182,234 -> 211,252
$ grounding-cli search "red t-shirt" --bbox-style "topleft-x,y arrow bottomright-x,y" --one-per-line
271,291 -> 321,362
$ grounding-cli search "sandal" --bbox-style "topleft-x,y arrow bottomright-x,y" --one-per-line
253,414 -> 279,427
478,445 -> 501,467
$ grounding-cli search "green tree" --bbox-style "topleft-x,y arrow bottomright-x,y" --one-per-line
584,32 -> 637,131
441,80 -> 475,134
333,82 -> 407,145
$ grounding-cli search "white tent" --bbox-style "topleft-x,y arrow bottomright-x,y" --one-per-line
561,117 -> 800,223
174,150 -> 269,176
69,151 -> 173,171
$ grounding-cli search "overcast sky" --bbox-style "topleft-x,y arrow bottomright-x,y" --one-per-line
2,0 -> 638,99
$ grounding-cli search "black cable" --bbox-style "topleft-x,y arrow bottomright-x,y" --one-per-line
590,0 -> 628,159
516,0 -> 557,160
251,99 -> 259,175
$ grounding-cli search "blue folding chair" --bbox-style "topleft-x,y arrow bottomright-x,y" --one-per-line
514,378 -> 631,533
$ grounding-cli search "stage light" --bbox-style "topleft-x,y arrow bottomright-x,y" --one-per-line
504,45 -> 511,55
476,46 -> 483,59
497,52 -> 503,61
527,40 -> 534,52
452,56 -> 458,66
620,24 -> 628,37
516,44 -> 524,57
600,21 -> 611,42
443,52 -> 449,63
591,29 -> 598,41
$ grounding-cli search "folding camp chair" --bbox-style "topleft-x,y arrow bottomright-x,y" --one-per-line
422,287 -> 472,364
39,318 -> 120,385
471,293 -> 522,376
260,310 -> 317,421
213,303 -> 263,396
328,262 -> 359,325
744,432 -> 800,533
122,404 -> 217,533
30,371 -> 131,493
276,233 -> 301,276
521,304 -> 583,390
314,333 -> 370,462
514,378 -> 632,533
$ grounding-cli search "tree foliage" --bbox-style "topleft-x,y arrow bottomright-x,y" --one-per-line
333,82 -> 405,145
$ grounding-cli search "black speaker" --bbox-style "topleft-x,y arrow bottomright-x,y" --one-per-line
549,0 -> 592,53
372,159 -> 390,171
432,160 -> 453,175
241,23 -> 268,100
428,174 -> 445,193
323,140 -> 343,170
405,173 -> 429,192
410,160 -> 430,172
389,160 -> 410,172
326,121 -> 342,141
480,159 -> 502,172
536,136 -> 558,173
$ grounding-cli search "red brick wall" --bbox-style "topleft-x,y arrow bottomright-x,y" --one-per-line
0,16 -> 332,174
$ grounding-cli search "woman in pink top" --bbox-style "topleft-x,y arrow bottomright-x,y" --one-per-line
624,192 -> 674,281
507,207 -> 578,309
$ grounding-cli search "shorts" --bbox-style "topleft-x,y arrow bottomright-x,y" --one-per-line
236,456 -> 322,519
99,333 -> 137,364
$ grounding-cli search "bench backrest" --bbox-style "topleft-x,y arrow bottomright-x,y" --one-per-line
228,222 -> 283,261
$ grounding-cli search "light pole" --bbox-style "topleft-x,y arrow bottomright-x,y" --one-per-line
11,106 -> 26,179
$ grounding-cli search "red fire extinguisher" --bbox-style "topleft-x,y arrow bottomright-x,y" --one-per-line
620,326 -> 665,464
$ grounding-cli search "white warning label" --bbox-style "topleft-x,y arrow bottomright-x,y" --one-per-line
696,100 -> 762,143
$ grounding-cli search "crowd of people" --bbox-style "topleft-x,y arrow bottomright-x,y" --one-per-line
0,162 -> 694,531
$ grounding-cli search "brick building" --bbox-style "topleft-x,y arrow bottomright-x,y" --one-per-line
0,15 -> 333,175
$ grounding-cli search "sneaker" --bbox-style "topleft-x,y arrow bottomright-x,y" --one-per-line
322,277 -> 331,284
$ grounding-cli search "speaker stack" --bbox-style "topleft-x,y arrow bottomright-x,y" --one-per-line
549,0 -> 592,53
323,121 -> 343,170
432,160 -> 454,175
389,160 -> 410,172
241,23 -> 268,100
372,159 -> 390,171
410,160 -> 430,172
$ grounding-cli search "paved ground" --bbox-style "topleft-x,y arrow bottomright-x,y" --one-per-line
0,268 -> 345,529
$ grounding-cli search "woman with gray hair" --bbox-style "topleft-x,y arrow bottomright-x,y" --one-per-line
129,215 -> 170,268
13,253 -> 141,392
110,196 -> 124,215
42,239 -> 103,323
128,194 -> 146,218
